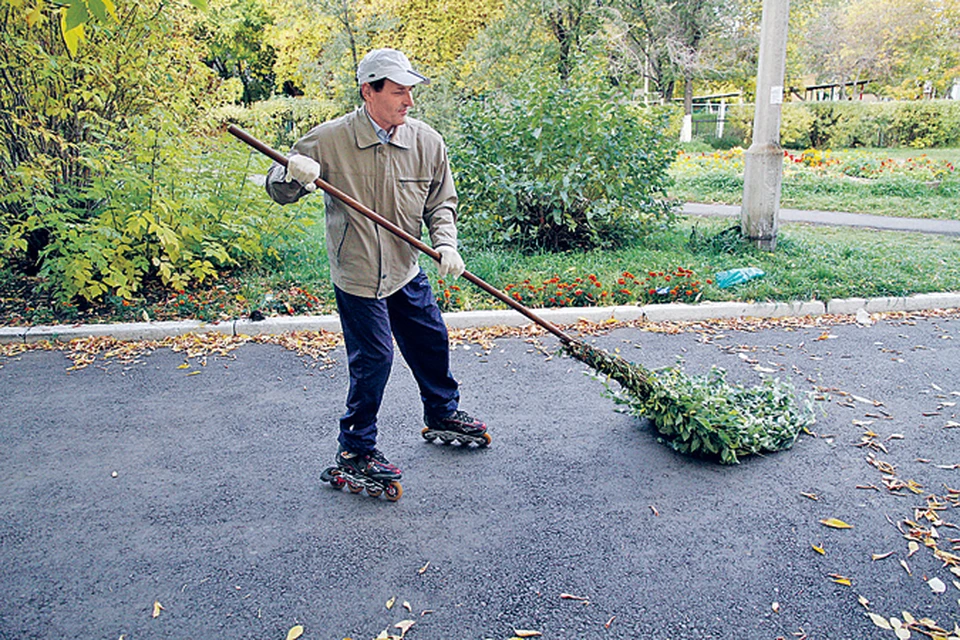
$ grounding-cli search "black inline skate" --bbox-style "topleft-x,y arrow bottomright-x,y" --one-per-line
320,446 -> 403,501
421,410 -> 491,447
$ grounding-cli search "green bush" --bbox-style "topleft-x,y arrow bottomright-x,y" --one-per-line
450,67 -> 678,251
205,97 -> 343,149
723,100 -> 960,149
27,122 -> 315,305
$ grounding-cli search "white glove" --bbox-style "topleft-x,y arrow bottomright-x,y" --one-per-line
437,245 -> 465,280
285,154 -> 320,192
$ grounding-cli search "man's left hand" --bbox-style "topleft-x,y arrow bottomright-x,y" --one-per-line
437,246 -> 465,280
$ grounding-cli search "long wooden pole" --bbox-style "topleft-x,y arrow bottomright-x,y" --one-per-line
227,125 -> 578,345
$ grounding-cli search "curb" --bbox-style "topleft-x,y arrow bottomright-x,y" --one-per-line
3,292 -> 959,345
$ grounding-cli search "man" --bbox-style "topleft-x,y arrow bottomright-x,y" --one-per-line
265,48 -> 488,494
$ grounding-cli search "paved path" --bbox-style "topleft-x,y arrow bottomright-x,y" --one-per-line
682,202 -> 960,236
2,313 -> 959,639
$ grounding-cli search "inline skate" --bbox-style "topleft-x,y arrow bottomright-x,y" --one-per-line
320,447 -> 403,501
421,410 -> 491,447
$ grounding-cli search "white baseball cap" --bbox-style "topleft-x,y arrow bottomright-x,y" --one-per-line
356,48 -> 431,87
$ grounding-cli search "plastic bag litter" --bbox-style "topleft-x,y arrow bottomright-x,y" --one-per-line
715,267 -> 765,289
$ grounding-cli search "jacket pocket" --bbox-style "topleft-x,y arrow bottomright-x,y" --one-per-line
397,177 -> 431,218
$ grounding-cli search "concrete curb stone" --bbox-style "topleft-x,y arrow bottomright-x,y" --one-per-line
2,291 -> 958,345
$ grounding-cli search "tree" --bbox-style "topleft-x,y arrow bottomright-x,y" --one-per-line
795,0 -> 960,98
2,0 -> 207,56
0,0 -> 219,274
194,0 -> 277,104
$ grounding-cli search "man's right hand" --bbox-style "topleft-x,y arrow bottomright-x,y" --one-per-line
285,154 -> 320,192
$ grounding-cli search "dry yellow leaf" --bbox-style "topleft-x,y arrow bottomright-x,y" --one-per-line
395,620 -> 415,637
929,577 -> 947,593
403,601 -> 412,613
820,518 -> 853,529
513,631 -> 543,638
152,601 -> 164,618
903,611 -> 917,625
869,612 -> 893,629
829,574 -> 852,586
186,370 -> 201,376
908,541 -> 920,556
177,362 -> 190,369
386,596 -> 396,610
900,559 -> 912,575
858,595 -> 870,609
872,551 -> 894,560
286,625 -> 304,640
812,543 -> 826,555
800,492 -> 819,501
417,561 -> 430,575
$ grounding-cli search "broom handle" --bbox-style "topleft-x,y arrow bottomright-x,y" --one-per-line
228,125 -> 577,345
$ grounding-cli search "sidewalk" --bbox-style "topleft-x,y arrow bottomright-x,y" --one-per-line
1,205 -> 958,344
682,202 -> 960,235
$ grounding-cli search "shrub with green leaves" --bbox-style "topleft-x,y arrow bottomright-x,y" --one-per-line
451,66 -> 677,251
27,122 -> 315,305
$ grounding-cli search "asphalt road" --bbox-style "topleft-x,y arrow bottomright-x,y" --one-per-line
1,312 -> 959,640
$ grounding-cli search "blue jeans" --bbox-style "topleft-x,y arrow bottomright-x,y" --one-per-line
334,270 -> 459,454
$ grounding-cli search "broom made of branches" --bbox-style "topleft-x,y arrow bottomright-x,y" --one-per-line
229,126 -> 814,464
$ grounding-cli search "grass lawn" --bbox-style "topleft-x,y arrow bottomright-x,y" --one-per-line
669,147 -> 960,220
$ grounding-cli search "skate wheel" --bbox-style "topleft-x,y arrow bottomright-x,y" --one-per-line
438,433 -> 455,444
478,432 -> 492,447
384,481 -> 403,501
329,475 -> 346,490
420,427 -> 436,442
347,482 -> 364,494
366,486 -> 383,498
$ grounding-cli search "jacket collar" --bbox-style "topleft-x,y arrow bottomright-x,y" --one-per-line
353,105 -> 412,150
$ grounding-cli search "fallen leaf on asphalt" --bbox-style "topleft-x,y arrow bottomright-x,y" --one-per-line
929,577 -> 947,593
152,601 -> 163,618
820,518 -> 853,529
604,616 -> 616,629
395,620 -> 415,636
417,562 -> 430,575
868,612 -> 892,629
560,593 -> 590,602
386,596 -> 396,610
403,601 -> 412,613
286,625 -> 304,640
812,543 -> 826,555
800,492 -> 819,501
908,541 -> 920,557
900,559 -> 912,575
829,574 -> 852,586
858,595 -> 870,609
177,362 -> 190,369
771,601 -> 780,613
872,551 -> 894,561
513,630 -> 542,638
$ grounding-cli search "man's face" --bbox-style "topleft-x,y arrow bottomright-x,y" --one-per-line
363,79 -> 415,131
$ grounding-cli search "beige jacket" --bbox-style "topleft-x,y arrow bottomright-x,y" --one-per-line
265,106 -> 458,299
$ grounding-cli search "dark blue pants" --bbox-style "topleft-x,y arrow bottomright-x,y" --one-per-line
334,270 -> 459,454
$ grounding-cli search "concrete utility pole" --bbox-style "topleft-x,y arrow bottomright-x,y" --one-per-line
741,0 -> 790,250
